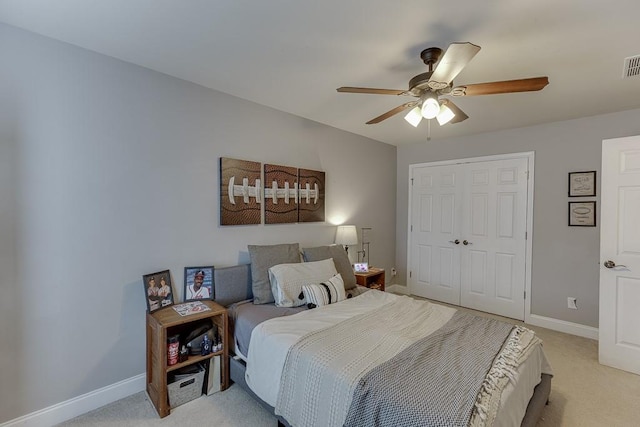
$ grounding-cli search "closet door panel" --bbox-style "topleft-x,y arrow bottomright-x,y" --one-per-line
409,164 -> 462,305
460,158 -> 527,320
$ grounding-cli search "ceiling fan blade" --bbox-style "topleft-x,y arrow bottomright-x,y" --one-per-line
441,99 -> 469,124
337,87 -> 409,96
451,77 -> 549,96
428,42 -> 481,88
366,101 -> 419,124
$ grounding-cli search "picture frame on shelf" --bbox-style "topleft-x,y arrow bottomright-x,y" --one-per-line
568,171 -> 596,197
568,201 -> 596,227
354,262 -> 369,273
143,270 -> 174,313
184,266 -> 215,301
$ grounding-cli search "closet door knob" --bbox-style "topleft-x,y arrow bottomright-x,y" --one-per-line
463,240 -> 472,245
449,239 -> 460,245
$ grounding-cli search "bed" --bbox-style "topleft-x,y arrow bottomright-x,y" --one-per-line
213,247 -> 552,427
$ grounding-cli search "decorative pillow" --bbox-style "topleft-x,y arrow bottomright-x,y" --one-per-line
302,274 -> 346,308
302,244 -> 357,290
248,243 -> 301,305
268,258 -> 338,307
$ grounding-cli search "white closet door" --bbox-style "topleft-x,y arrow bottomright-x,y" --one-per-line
408,155 -> 530,320
409,163 -> 463,305
459,158 -> 528,320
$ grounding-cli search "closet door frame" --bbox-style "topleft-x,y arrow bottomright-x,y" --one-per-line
407,151 -> 535,323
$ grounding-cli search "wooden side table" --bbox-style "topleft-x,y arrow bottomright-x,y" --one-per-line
355,267 -> 385,291
146,300 -> 229,418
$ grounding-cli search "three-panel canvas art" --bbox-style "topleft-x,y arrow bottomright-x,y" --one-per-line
219,157 -> 325,226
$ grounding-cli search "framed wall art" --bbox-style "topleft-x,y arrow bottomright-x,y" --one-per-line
143,270 -> 174,313
568,201 -> 596,227
298,168 -> 325,222
220,157 -> 262,225
264,163 -> 298,224
183,266 -> 215,301
568,171 -> 596,197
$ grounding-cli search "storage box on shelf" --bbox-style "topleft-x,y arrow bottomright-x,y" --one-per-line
146,300 -> 228,417
167,363 -> 206,408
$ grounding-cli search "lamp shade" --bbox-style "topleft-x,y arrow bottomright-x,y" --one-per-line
404,106 -> 423,127
436,103 -> 455,125
421,97 -> 440,119
335,225 -> 358,246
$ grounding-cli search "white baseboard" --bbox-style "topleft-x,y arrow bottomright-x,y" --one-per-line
386,284 -> 409,295
1,373 -> 145,427
527,314 -> 599,340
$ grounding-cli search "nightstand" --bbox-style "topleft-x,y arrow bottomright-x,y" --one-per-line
355,267 -> 385,291
146,300 -> 228,417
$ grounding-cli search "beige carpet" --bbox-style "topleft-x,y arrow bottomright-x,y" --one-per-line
58,303 -> 640,427
527,323 -> 640,426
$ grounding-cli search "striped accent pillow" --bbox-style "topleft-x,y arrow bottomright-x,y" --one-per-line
269,258 -> 338,307
301,274 -> 346,308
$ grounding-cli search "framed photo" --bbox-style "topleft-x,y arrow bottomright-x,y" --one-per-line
184,266 -> 215,301
568,171 -> 596,197
143,270 -> 174,313
568,201 -> 596,227
354,262 -> 369,273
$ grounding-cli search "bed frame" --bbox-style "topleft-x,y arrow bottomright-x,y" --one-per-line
213,264 -> 551,427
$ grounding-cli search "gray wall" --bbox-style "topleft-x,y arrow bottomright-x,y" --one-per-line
396,108 -> 640,328
0,24 -> 396,423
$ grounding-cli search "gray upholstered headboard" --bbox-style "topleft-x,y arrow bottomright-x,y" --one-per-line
213,264 -> 253,307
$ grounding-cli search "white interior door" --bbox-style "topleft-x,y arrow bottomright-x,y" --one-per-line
409,164 -> 463,305
599,135 -> 640,375
408,154 -> 531,320
460,158 -> 528,320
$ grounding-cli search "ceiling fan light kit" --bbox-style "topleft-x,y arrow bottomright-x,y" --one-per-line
337,42 -> 549,135
404,100 -> 455,127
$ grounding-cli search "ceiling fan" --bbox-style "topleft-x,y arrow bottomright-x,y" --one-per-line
337,42 -> 548,131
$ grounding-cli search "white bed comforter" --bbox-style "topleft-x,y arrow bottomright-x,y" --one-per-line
245,291 -> 552,427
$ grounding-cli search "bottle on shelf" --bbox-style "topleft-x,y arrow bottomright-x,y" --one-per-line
167,335 -> 179,366
178,344 -> 189,363
201,334 -> 211,355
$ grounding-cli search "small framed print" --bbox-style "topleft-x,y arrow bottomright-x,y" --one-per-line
354,262 -> 369,273
569,201 -> 596,227
143,270 -> 174,313
568,171 -> 596,197
184,266 -> 215,301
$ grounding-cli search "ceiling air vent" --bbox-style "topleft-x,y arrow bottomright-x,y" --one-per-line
622,55 -> 640,78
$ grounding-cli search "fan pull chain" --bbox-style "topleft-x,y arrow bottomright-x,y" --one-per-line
427,119 -> 431,141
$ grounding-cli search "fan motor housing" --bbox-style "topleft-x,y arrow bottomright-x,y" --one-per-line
409,47 -> 449,96
409,72 -> 452,97
408,72 -> 433,95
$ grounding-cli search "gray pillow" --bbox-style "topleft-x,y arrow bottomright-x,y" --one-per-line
248,243 -> 301,304
302,244 -> 357,290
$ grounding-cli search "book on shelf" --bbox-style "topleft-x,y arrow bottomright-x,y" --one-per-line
172,300 -> 211,316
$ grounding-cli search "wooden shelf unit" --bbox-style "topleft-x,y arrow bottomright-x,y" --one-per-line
355,267 -> 385,291
146,300 -> 229,418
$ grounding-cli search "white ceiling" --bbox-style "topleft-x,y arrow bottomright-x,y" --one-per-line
2,0 -> 640,146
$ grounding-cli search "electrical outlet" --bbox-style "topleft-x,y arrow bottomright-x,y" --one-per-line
391,268 -> 397,277
567,297 -> 578,309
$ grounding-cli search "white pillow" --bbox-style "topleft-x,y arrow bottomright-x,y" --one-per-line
269,258 -> 337,307
302,274 -> 346,308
